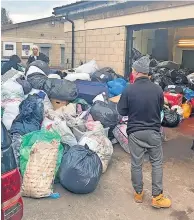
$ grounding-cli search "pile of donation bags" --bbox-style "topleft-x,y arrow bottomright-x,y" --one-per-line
2,56 -> 193,198
130,48 -> 194,124
1,61 -> 119,198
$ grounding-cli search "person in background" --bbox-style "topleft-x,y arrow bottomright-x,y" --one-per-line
1,55 -> 21,75
117,56 -> 171,209
27,45 -> 49,65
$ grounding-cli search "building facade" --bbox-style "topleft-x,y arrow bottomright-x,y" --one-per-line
1,17 -> 66,68
53,1 -> 194,76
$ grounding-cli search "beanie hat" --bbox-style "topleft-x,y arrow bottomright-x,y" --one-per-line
132,56 -> 150,74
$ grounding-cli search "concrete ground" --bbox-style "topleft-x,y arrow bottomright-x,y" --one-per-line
23,119 -> 194,220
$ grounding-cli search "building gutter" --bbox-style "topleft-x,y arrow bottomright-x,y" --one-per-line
53,13 -> 75,69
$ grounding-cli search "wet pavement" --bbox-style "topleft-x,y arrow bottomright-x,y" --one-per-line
23,118 -> 194,220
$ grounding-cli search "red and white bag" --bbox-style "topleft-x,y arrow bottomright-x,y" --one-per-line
113,124 -> 130,154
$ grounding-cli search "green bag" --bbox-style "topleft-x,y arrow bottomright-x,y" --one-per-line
72,98 -> 90,109
20,129 -> 64,177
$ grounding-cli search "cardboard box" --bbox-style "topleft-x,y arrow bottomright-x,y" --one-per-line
109,95 -> 121,103
50,98 -> 68,110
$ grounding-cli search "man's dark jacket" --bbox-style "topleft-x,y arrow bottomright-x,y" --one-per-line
117,76 -> 164,135
27,52 -> 49,65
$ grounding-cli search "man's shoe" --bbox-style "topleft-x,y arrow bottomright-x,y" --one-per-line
152,194 -> 171,208
134,191 -> 144,203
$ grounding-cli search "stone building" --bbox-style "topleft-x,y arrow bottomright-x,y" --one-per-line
1,17 -> 65,68
53,1 -> 194,76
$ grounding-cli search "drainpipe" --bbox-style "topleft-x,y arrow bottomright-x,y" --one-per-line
65,15 -> 75,69
53,14 -> 75,69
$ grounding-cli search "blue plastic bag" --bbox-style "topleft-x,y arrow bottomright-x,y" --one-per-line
107,78 -> 127,96
107,78 -> 127,88
109,84 -> 125,96
184,88 -> 194,100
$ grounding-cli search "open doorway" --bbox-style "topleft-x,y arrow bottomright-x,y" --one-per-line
125,18 -> 194,77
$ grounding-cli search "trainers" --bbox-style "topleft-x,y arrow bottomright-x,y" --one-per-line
134,191 -> 144,203
152,194 -> 171,208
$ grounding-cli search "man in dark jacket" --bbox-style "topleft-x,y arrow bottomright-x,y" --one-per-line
117,56 -> 171,208
1,55 -> 21,75
27,45 -> 49,65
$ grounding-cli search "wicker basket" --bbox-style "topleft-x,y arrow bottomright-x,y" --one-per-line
22,141 -> 58,198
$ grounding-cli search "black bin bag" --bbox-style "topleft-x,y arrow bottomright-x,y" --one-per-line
90,101 -> 119,129
156,61 -> 180,70
162,107 -> 180,128
91,67 -> 117,83
27,72 -> 48,90
25,60 -> 50,75
59,145 -> 102,194
43,78 -> 78,101
10,94 -> 44,135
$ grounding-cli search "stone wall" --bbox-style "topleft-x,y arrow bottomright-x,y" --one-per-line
64,26 -> 126,75
2,20 -> 65,67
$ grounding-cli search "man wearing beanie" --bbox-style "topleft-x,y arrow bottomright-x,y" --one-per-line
117,56 -> 171,208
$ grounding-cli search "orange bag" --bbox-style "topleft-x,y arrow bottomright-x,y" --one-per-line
181,102 -> 192,119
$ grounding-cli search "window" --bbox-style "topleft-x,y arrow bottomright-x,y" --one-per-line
5,44 -> 14,50
3,42 -> 16,57
61,47 -> 65,65
40,47 -> 50,58
22,43 -> 33,57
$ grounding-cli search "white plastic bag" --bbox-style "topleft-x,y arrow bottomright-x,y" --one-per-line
75,60 -> 99,75
187,73 -> 194,84
171,105 -> 184,117
48,74 -> 61,79
92,93 -> 105,103
26,66 -> 46,78
1,69 -> 24,84
42,117 -> 77,147
79,122 -> 113,173
52,120 -> 77,147
1,79 -> 25,107
65,73 -> 91,81
2,101 -> 21,130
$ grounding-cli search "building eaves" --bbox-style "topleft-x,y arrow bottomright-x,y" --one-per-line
52,1 -> 124,16
2,16 -> 60,31
53,1 -> 87,11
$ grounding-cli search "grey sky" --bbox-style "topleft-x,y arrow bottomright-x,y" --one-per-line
1,0 -> 76,23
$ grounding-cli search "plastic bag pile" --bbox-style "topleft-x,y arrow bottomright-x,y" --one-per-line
130,48 -> 194,127
1,60 -> 121,198
2,54 -> 193,198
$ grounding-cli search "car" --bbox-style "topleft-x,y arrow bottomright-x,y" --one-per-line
1,59 -> 25,73
1,122 -> 23,220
